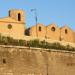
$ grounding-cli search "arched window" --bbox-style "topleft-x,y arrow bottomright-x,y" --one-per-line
18,13 -> 21,21
65,29 -> 68,34
51,27 -> 55,32
39,26 -> 42,31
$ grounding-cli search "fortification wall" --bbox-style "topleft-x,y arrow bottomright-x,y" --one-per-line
0,45 -> 75,75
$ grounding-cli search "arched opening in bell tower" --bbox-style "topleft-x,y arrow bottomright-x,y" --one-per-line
18,13 -> 21,21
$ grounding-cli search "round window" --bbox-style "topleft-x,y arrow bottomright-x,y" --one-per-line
51,27 -> 55,31
8,24 -> 12,29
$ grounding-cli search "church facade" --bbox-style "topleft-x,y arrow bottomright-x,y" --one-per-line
0,9 -> 25,39
0,9 -> 75,44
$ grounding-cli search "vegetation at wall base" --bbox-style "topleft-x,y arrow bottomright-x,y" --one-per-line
0,34 -> 75,51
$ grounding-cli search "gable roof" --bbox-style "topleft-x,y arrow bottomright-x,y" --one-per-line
0,17 -> 24,24
46,23 -> 59,28
60,25 -> 74,32
29,23 -> 45,29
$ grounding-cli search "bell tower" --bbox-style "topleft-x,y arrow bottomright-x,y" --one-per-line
9,9 -> 25,23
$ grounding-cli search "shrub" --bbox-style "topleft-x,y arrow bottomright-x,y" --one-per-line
6,36 -> 14,45
49,42 -> 66,50
1,36 -> 8,45
0,34 -> 74,51
18,40 -> 26,46
28,39 -> 40,47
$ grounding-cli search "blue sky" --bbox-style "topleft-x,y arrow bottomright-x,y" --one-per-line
0,0 -> 75,31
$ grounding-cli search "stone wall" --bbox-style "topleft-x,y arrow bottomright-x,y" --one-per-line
0,45 -> 75,75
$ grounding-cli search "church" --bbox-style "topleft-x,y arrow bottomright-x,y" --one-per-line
0,9 -> 75,44
0,9 -> 25,39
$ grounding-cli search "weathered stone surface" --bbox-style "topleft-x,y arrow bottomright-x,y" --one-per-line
0,45 -> 75,75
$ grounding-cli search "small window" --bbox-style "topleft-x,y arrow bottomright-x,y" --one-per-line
65,29 -> 68,34
18,13 -> 21,21
39,26 -> 42,31
8,24 -> 12,29
3,58 -> 6,64
51,27 -> 55,31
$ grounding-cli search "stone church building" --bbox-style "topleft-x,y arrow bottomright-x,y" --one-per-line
0,9 -> 75,43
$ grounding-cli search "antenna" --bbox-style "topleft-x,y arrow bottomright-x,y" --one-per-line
31,9 -> 38,37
